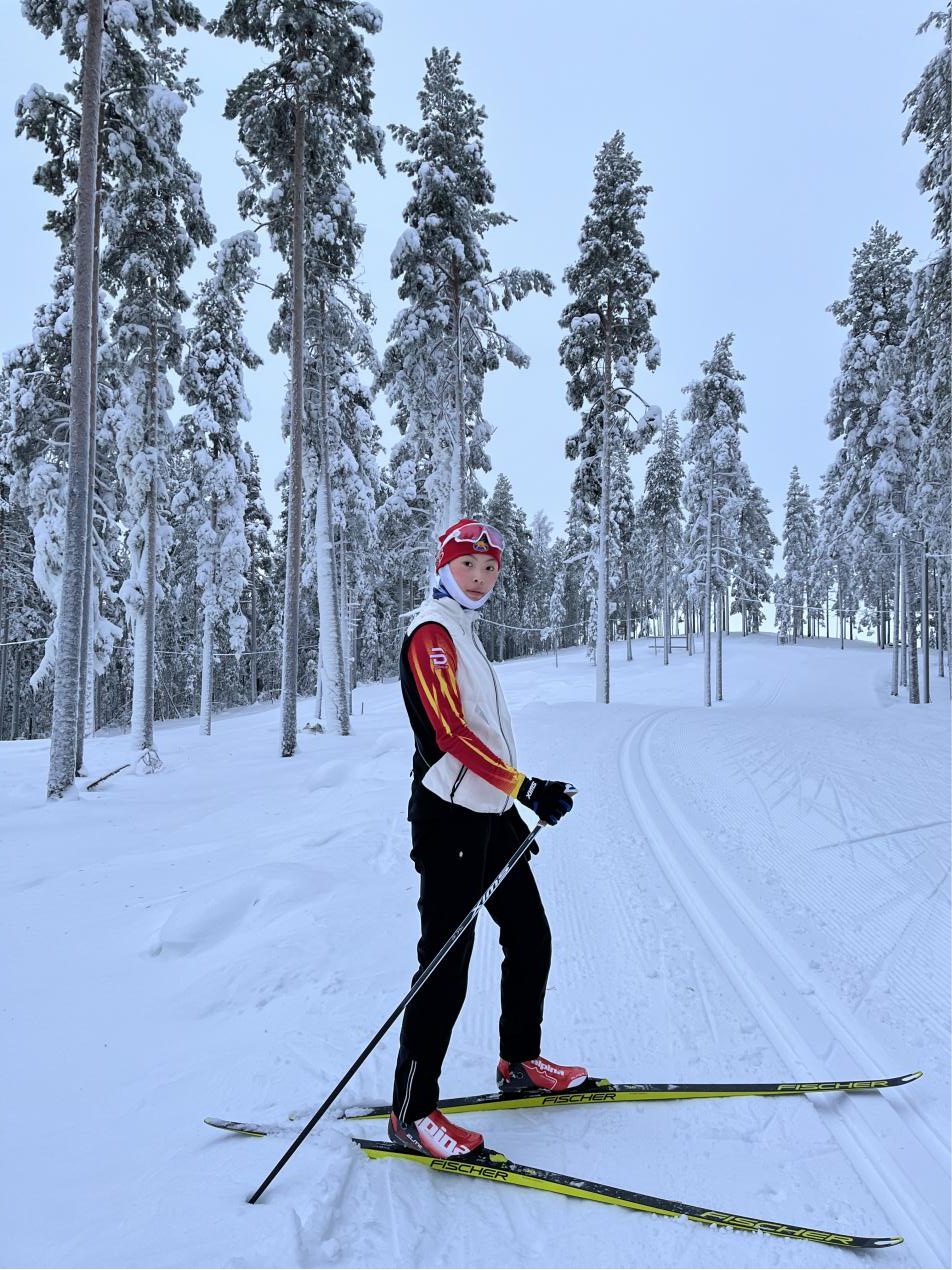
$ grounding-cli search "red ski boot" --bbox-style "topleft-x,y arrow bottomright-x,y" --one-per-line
500,1051 -> 588,1092
388,1107 -> 484,1159
497,1056 -> 589,1093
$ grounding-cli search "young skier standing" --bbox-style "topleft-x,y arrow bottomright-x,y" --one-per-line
389,518 -> 583,1159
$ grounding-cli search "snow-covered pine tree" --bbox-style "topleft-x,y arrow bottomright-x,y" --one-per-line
105,29 -> 214,755
383,46 -> 550,533
1,241 -> 123,763
295,277 -> 383,708
608,430 -> 638,661
559,131 -> 662,704
642,411 -> 683,663
241,444 -> 278,703
903,271 -> 949,701
19,0 -> 104,794
483,474 -> 531,661
0,477 -> 50,738
212,0 -> 384,754
902,8 -> 950,697
333,372 -> 385,694
825,222 -> 916,677
782,467 -> 816,643
2,259 -> 76,702
773,572 -> 791,645
681,333 -> 747,705
731,465 -> 775,635
546,535 -> 569,666
177,233 -> 262,735
524,510 -> 553,658
374,456 -> 428,663
817,456 -> 857,651
17,2 -> 204,772
380,47 -> 552,575
871,345 -> 921,699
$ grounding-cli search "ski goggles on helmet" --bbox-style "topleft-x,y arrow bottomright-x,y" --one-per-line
442,521 -> 505,552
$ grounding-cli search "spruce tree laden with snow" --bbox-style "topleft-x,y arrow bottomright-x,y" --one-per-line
212,0 -> 384,755
642,411 -> 684,663
559,131 -> 662,704
546,535 -> 570,665
524,510 -> 554,658
730,465 -> 775,636
902,8 -> 951,696
177,233 -> 262,735
242,444 -> 278,704
17,0 -> 205,772
781,467 -> 816,644
380,47 -> 552,572
681,334 -> 747,706
483,474 -> 531,661
34,0 -> 103,797
105,40 -> 214,754
825,222 -> 917,687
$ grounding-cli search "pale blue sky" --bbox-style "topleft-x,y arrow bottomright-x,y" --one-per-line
0,1 -> 940,553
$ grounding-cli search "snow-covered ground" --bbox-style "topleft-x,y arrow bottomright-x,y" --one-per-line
3,633 -> 949,1269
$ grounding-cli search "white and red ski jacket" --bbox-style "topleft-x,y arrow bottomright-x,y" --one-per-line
400,595 -> 524,815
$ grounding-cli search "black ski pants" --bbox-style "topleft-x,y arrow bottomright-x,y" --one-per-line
391,796 -> 552,1123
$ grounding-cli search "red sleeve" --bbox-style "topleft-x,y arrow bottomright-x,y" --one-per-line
407,624 -> 525,798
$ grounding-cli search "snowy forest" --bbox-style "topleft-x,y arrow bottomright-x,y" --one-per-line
3,6 -> 951,1269
0,1 -> 948,796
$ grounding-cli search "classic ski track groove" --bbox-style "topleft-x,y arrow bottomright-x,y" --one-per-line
642,695 -> 952,1168
619,698 -> 950,1266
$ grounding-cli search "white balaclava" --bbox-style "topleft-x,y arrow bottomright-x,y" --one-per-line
435,563 -> 494,611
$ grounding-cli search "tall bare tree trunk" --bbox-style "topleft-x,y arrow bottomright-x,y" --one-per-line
0,549 -> 8,740
280,93 -> 306,757
12,645 -> 23,739
312,635 -> 323,723
903,537 -> 919,703
249,544 -> 258,704
314,291 -> 350,737
130,287 -> 159,752
715,517 -> 723,702
921,541 -> 930,704
76,117 -> 104,775
47,0 -> 102,797
596,292 -> 612,705
200,487 -> 218,736
703,467 -> 713,706
339,527 -> 352,714
662,533 -> 669,666
623,560 -> 632,662
891,548 -> 900,694
937,564 -> 945,681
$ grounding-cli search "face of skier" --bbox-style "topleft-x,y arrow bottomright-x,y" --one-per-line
449,553 -> 499,603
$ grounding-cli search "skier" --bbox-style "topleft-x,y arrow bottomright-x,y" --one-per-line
389,518 -> 583,1159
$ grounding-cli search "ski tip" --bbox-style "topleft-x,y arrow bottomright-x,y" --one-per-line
342,1104 -> 380,1120
204,1117 -> 267,1137
899,1071 -> 924,1084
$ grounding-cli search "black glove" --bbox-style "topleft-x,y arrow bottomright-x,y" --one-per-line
516,776 -> 578,826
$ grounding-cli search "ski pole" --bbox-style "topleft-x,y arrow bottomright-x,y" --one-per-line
247,815 -> 548,1203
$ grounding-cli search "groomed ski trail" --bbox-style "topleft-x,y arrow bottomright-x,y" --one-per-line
618,695 -> 950,1267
